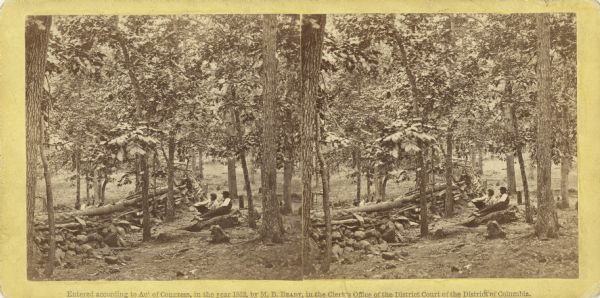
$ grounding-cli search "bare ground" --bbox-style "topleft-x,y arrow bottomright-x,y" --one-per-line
310,201 -> 578,279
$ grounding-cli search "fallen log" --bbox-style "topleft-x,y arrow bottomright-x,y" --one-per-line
462,205 -> 519,227
35,188 -> 174,226
72,191 -> 169,217
331,185 -> 459,218
182,210 -> 241,232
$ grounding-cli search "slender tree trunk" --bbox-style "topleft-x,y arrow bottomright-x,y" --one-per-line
417,143 -> 429,236
227,158 -> 239,205
301,14 -> 326,275
381,175 -> 388,202
477,144 -> 483,175
366,172 -> 372,202
26,15 -> 51,279
283,161 -> 294,214
282,109 -> 294,215
85,171 -> 90,205
395,24 -> 428,236
101,172 -> 108,205
153,151 -> 158,212
40,140 -> 55,277
535,13 -> 559,238
234,109 -> 254,225
354,148 -> 362,203
191,147 -> 197,177
316,118 -> 331,272
93,168 -> 100,205
374,175 -> 381,202
260,14 -> 283,243
75,149 -> 81,209
470,145 -> 477,171
445,131 -> 454,216
198,148 -> 204,180
504,104 -> 517,197
511,105 -> 533,223
166,130 -> 175,221
141,155 -> 151,241
559,105 -> 570,209
135,160 -> 140,192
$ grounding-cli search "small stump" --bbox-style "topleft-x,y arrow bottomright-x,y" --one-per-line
209,225 -> 230,244
486,220 -> 506,239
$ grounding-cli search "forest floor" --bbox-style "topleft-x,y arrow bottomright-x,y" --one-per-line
310,156 -> 579,279
312,201 -> 579,279
42,157 -> 578,280
51,206 -> 303,280
44,162 -> 303,280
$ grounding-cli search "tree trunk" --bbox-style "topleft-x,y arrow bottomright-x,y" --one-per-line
101,172 -> 108,205
234,109 -> 254,226
260,14 -> 284,243
141,155 -> 151,241
366,172 -> 372,201
198,148 -> 204,180
503,102 -> 518,197
191,147 -> 197,177
93,168 -> 100,205
227,158 -> 239,206
166,130 -> 175,221
470,145 -> 477,171
153,151 -> 158,212
282,108 -> 294,215
85,171 -> 90,205
511,105 -> 533,223
75,149 -> 81,209
395,24 -> 428,236
135,160 -> 140,193
374,175 -> 381,202
316,118 -> 331,272
445,131 -> 454,216
477,144 -> 483,175
559,105 -> 570,209
418,144 -> 429,236
381,175 -> 388,202
283,161 -> 294,215
300,14 -> 326,275
354,148 -> 362,203
534,13 -> 559,238
232,110 -> 245,209
40,140 -> 55,277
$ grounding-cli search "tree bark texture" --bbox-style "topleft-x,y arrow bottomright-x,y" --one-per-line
26,15 -> 52,279
40,141 -> 55,277
282,108 -> 295,215
75,149 -> 81,209
141,155 -> 151,241
300,14 -> 326,275
445,131 -> 454,216
260,14 -> 284,243
534,13 -> 559,238
559,105 -> 570,209
316,118 -> 332,272
166,130 -> 175,221
354,148 -> 362,203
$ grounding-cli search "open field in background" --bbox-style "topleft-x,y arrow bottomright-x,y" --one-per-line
37,153 -> 578,211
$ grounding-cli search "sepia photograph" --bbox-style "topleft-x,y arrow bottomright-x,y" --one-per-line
25,13 -> 577,281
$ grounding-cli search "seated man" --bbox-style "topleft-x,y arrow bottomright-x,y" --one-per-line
196,191 -> 233,221
474,186 -> 510,216
472,189 -> 495,210
194,193 -> 218,214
